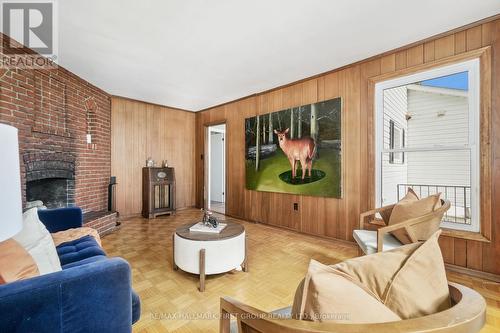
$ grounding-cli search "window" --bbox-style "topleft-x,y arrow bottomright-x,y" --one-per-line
389,120 -> 405,164
375,59 -> 480,232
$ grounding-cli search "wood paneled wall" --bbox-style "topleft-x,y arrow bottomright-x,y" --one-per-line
111,97 -> 196,217
195,18 -> 500,275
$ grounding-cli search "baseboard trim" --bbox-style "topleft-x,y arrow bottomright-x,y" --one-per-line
118,206 -> 197,220
445,264 -> 500,283
218,211 -> 358,249
119,213 -> 142,220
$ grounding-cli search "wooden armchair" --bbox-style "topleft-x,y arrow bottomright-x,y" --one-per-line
220,282 -> 485,333
353,199 -> 451,254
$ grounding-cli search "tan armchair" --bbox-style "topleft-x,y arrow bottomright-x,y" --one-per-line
220,282 -> 485,333
353,199 -> 451,254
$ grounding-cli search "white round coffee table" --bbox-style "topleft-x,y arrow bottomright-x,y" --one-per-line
173,221 -> 247,291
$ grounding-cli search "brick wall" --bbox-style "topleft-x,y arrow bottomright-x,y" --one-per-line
0,33 -> 111,213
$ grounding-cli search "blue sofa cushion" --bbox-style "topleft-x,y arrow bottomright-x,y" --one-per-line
55,235 -> 141,325
38,207 -> 83,233
56,235 -> 106,267
61,254 -> 107,270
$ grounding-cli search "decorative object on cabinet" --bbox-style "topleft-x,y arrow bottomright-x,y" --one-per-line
142,167 -> 176,218
146,157 -> 155,167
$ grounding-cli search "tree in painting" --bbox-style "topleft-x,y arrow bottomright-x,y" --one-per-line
245,97 -> 342,198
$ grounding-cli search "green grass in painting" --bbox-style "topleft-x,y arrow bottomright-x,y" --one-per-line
246,148 -> 341,197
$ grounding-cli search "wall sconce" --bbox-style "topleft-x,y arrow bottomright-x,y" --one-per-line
86,133 -> 96,150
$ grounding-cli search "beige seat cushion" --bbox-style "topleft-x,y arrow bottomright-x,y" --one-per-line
291,260 -> 401,323
52,227 -> 101,247
0,239 -> 39,284
334,230 -> 450,319
352,229 -> 403,254
389,190 -> 441,244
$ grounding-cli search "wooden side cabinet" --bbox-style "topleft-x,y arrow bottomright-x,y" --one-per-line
142,167 -> 176,218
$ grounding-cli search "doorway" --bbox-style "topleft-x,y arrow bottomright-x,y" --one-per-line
206,124 -> 226,214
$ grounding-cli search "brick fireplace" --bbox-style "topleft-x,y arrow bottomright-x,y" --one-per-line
0,33 -> 117,235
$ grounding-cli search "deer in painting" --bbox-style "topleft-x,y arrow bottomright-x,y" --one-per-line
274,128 -> 316,180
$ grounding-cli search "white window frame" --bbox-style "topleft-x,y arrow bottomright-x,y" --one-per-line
375,59 -> 481,232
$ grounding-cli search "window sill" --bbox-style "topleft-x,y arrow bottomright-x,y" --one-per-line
367,221 -> 490,243
440,228 -> 490,243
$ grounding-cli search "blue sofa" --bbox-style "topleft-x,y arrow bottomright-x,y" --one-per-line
0,207 -> 141,333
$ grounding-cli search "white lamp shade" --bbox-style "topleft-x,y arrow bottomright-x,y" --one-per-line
0,124 -> 23,241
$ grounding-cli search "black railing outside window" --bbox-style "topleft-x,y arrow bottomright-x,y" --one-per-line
397,184 -> 471,225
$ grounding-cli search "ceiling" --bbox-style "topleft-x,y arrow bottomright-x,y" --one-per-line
55,0 -> 499,111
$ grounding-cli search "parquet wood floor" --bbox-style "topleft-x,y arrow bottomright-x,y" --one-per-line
102,209 -> 500,333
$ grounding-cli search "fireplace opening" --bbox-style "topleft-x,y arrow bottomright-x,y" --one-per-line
24,153 -> 76,209
26,178 -> 75,209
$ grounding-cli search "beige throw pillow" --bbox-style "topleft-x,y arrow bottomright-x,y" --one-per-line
333,241 -> 421,298
383,231 -> 451,318
292,230 -> 450,321
334,230 -> 450,319
0,239 -> 39,283
410,197 -> 445,242
379,188 -> 418,225
13,208 -> 62,275
291,260 -> 401,323
52,227 -> 101,247
389,191 -> 441,244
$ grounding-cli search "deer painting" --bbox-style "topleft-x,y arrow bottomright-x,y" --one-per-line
245,97 -> 341,197
274,128 -> 316,180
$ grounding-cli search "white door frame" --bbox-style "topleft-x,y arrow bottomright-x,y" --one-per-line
205,123 -> 226,213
